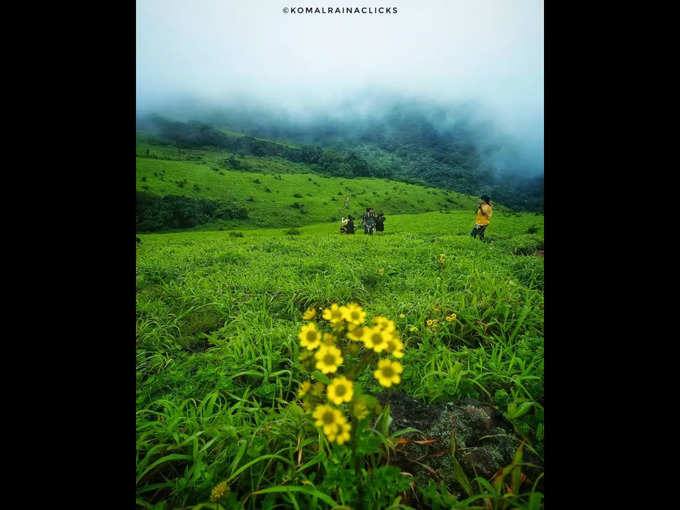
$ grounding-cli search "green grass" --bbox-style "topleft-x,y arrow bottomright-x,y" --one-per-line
136,130 -> 510,231
136,210 -> 544,509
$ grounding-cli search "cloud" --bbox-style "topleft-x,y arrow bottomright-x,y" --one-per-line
137,0 -> 543,173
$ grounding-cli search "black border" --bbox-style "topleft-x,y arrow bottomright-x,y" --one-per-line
22,1 -> 643,507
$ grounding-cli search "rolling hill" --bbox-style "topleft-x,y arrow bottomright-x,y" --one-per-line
136,131 -> 518,232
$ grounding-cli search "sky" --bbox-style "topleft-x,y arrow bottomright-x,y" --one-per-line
136,0 -> 543,173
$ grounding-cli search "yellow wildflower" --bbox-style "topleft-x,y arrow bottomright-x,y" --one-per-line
315,345 -> 343,373
384,336 -> 405,359
446,313 -> 457,322
298,381 -> 312,398
347,324 -> 367,342
210,481 -> 229,502
352,400 -> 369,420
343,302 -> 366,325
298,322 -> 322,350
399,313 -> 406,318
313,404 -> 344,435
302,307 -> 316,320
347,325 -> 371,342
378,267 -> 384,276
373,316 -> 396,332
327,418 -> 351,444
362,326 -> 390,353
374,359 -> 403,387
322,332 -> 337,346
322,303 -> 346,324
327,376 -> 354,405
347,342 -> 361,354
408,326 -> 418,332
311,381 -> 325,396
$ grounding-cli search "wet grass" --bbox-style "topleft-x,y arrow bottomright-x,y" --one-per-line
136,211 -> 544,509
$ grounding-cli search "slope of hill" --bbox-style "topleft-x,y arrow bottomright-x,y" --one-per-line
136,109 -> 544,212
136,138 -> 510,231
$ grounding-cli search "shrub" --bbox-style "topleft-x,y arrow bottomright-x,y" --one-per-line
502,234 -> 543,256
294,193 -> 304,198
136,192 -> 248,232
286,228 -> 301,236
229,231 -> 244,238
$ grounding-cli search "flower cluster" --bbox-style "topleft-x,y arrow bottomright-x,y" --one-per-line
296,303 -> 405,444
426,318 -> 440,330
210,481 -> 229,503
425,304 -> 458,330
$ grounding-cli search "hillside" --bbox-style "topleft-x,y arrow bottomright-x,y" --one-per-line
136,210 -> 544,509
136,134 -> 510,232
136,100 -> 544,212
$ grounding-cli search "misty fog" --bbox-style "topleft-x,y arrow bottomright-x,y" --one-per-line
136,0 -> 543,178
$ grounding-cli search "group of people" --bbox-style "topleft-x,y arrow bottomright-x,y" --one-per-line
340,208 -> 386,235
337,195 -> 493,239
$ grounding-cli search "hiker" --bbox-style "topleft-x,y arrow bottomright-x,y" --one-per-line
345,215 -> 355,234
471,195 -> 493,241
375,212 -> 385,233
340,217 -> 348,234
362,208 -> 376,235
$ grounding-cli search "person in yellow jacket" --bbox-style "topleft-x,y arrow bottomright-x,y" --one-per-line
471,195 -> 492,240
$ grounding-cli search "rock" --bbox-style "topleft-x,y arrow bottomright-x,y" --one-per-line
377,392 -> 543,499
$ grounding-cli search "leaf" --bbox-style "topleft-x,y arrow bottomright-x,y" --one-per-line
229,440 -> 248,478
227,454 -> 294,483
451,455 -> 473,496
311,371 -> 330,385
528,491 -> 543,510
136,454 -> 193,484
252,485 -> 339,508
511,442 -> 525,495
507,401 -> 535,419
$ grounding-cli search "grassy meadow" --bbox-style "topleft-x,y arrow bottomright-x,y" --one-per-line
136,132 -> 508,231
136,205 -> 544,509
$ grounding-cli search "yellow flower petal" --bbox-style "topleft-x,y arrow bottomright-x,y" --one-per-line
299,323 -> 321,350
315,345 -> 343,373
327,376 -> 354,405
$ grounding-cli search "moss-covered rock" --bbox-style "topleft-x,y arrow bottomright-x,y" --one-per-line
378,391 -> 543,498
